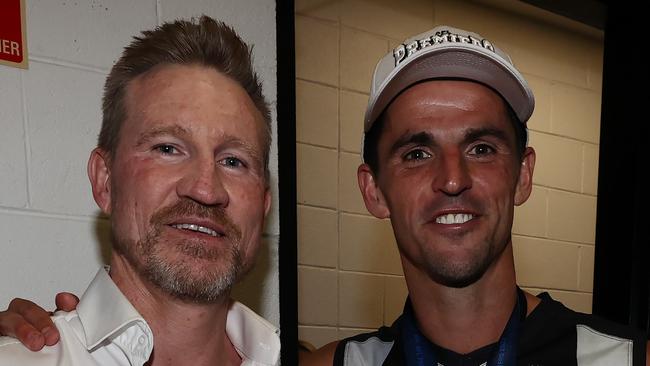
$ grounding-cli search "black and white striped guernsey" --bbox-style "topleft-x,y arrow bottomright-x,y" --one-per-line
333,292 -> 647,366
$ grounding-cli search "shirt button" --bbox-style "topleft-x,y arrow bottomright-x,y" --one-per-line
139,335 -> 146,344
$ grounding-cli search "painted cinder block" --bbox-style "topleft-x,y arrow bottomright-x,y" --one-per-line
340,27 -> 389,93
26,0 -> 157,69
0,212 -> 110,309
23,61 -> 104,216
340,0 -> 433,41
299,266 -> 338,325
295,0 -> 340,22
340,213 -> 402,275
514,235 -> 580,290
339,152 -> 367,215
297,80 -> 339,148
298,205 -> 338,268
297,143 -> 338,208
339,89 -> 367,154
296,15 -> 339,87
551,83 -> 601,143
338,271 -> 385,328
547,189 -> 597,244
529,131 -> 583,192
0,68 -> 28,209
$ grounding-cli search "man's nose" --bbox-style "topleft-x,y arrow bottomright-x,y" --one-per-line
177,156 -> 229,206
432,151 -> 472,196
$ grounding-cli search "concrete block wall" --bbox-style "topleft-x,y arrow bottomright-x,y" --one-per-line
0,0 -> 279,327
295,0 -> 603,348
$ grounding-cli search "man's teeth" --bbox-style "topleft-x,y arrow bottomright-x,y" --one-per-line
435,213 -> 473,224
171,224 -> 219,237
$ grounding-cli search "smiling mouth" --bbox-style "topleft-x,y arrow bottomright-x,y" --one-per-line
435,213 -> 474,225
170,223 -> 222,237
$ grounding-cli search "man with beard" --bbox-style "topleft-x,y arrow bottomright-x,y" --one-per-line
300,25 -> 649,365
0,15 -> 279,366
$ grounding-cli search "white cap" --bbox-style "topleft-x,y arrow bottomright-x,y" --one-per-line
364,25 -> 535,132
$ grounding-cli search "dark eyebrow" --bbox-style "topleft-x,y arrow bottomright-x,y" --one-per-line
135,125 -> 190,147
388,127 -> 511,156
389,131 -> 436,157
463,127 -> 510,145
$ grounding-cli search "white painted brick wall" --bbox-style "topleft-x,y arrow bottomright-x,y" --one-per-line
0,0 -> 279,327
0,69 -> 27,208
25,62 -> 104,215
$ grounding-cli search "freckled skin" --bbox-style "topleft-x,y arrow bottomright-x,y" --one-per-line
90,64 -> 271,301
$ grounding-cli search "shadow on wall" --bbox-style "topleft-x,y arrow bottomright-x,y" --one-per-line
91,211 -> 272,312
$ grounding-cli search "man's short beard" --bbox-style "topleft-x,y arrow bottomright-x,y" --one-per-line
421,237 -> 507,289
112,199 -> 245,303
140,233 -> 244,303
425,252 -> 493,288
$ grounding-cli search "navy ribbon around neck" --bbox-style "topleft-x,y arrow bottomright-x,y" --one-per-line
400,288 -> 527,366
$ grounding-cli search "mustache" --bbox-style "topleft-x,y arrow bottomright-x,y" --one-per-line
149,199 -> 242,240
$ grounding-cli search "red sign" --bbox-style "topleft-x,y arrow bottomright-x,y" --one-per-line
0,0 -> 28,68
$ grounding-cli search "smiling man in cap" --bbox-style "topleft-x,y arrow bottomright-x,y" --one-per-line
303,25 -> 649,366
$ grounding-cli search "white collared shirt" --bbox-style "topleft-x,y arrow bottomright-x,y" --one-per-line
0,268 -> 281,365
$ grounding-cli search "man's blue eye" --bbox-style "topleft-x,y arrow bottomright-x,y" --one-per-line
156,145 -> 177,154
223,157 -> 243,167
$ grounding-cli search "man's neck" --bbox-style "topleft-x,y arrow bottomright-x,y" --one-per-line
403,243 -> 536,354
109,255 -> 241,366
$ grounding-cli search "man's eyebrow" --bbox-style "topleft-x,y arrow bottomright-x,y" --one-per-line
389,131 -> 435,156
135,125 -> 190,147
463,127 -> 510,144
220,135 -> 264,163
388,127 -> 511,156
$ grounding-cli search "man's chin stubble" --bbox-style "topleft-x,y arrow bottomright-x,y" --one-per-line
113,227 -> 245,303
143,245 -> 244,304
422,242 -> 501,289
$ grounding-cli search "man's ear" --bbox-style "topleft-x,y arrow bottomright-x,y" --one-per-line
87,148 -> 112,215
357,164 -> 390,219
514,146 -> 536,206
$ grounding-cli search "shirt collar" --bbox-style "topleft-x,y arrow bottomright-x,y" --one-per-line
226,301 -> 281,365
76,267 -> 153,365
76,267 -> 280,365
